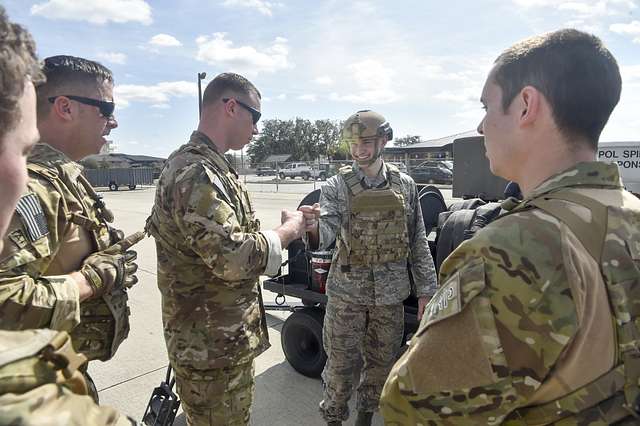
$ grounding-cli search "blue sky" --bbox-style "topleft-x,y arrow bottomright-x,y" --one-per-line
5,0 -> 640,158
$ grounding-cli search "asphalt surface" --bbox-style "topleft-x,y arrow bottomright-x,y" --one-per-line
91,180 -> 454,425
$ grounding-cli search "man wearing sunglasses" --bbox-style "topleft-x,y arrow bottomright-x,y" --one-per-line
147,72 -> 306,425
0,55 -> 142,403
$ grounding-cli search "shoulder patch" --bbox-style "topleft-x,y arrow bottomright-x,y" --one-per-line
424,278 -> 461,328
8,229 -> 29,249
15,194 -> 49,241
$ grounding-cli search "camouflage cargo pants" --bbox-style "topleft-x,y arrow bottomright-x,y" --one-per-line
320,296 -> 404,422
174,361 -> 254,426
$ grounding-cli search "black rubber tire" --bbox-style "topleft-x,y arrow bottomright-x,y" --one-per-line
109,182 -> 118,191
281,308 -> 327,378
279,172 -> 285,180
319,173 -> 327,181
302,173 -> 310,181
128,184 -> 137,190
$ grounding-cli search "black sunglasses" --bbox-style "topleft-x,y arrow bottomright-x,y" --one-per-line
223,98 -> 261,125
48,95 -> 116,119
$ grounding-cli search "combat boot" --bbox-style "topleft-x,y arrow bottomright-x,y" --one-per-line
355,410 -> 373,426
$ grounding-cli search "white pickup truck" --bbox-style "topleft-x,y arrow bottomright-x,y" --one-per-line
598,142 -> 640,195
279,162 -> 312,180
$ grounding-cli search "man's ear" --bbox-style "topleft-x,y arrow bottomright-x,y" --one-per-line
51,96 -> 74,121
518,86 -> 541,127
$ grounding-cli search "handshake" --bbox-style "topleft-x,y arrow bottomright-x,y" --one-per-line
275,203 -> 321,248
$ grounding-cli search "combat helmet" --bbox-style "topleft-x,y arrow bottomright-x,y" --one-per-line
342,110 -> 393,142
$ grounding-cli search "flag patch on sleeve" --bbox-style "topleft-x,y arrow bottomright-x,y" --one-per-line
15,193 -> 49,241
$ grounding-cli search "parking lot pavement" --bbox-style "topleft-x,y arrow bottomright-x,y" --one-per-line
91,187 -> 385,425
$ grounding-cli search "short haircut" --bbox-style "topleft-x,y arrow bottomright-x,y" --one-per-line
36,55 -> 113,117
0,6 -> 44,142
493,29 -> 621,149
202,72 -> 260,106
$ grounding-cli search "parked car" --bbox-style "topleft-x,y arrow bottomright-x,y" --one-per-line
410,164 -> 453,184
256,166 -> 277,176
310,163 -> 336,181
387,161 -> 408,173
279,162 -> 312,180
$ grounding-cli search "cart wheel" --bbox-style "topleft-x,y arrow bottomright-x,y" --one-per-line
281,308 -> 326,378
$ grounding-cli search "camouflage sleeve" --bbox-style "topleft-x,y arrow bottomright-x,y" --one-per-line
317,175 -> 343,250
173,166 -> 271,281
0,189 -> 81,332
380,215 -> 577,424
405,176 -> 437,297
0,383 -> 135,426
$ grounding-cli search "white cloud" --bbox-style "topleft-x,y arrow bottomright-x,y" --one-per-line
610,20 -> 640,42
512,0 -> 637,18
196,33 -> 291,75
314,76 -> 334,86
263,93 -> 286,102
97,52 -> 127,65
328,59 -> 401,104
149,33 -> 182,47
298,94 -> 317,102
115,81 -> 196,108
31,0 -> 152,25
221,0 -> 282,16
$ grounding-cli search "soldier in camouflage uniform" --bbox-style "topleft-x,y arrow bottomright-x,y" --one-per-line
300,110 -> 437,426
146,72 -> 306,426
0,8 -> 135,425
0,54 -> 142,403
381,29 -> 640,425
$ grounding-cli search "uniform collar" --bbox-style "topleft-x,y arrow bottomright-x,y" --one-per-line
352,160 -> 387,188
527,161 -> 623,199
189,131 -> 238,177
29,142 -> 84,180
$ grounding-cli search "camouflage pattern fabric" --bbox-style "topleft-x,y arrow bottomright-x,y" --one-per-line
380,161 -> 640,425
174,361 -> 254,426
0,143 -> 133,362
317,161 -> 437,305
146,131 -> 273,421
320,295 -> 403,422
0,329 -> 135,426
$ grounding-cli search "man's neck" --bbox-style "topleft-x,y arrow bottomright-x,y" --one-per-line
358,159 -> 383,179
196,123 -> 228,153
517,139 -> 596,197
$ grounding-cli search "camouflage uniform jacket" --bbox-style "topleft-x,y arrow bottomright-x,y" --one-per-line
317,161 -> 437,305
380,161 -> 634,425
146,131 -> 281,371
0,144 -> 130,362
0,329 -> 134,425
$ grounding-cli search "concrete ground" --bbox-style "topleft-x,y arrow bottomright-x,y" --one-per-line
90,181 -> 454,426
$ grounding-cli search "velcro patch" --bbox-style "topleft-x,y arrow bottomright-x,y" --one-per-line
423,276 -> 461,328
15,194 -> 49,241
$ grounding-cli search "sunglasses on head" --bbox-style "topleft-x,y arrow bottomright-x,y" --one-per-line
222,97 -> 261,125
48,95 -> 116,119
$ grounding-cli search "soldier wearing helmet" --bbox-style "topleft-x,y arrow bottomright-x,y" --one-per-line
300,110 -> 437,426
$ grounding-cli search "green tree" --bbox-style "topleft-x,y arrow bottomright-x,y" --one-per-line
394,135 -> 422,147
247,118 -> 342,164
